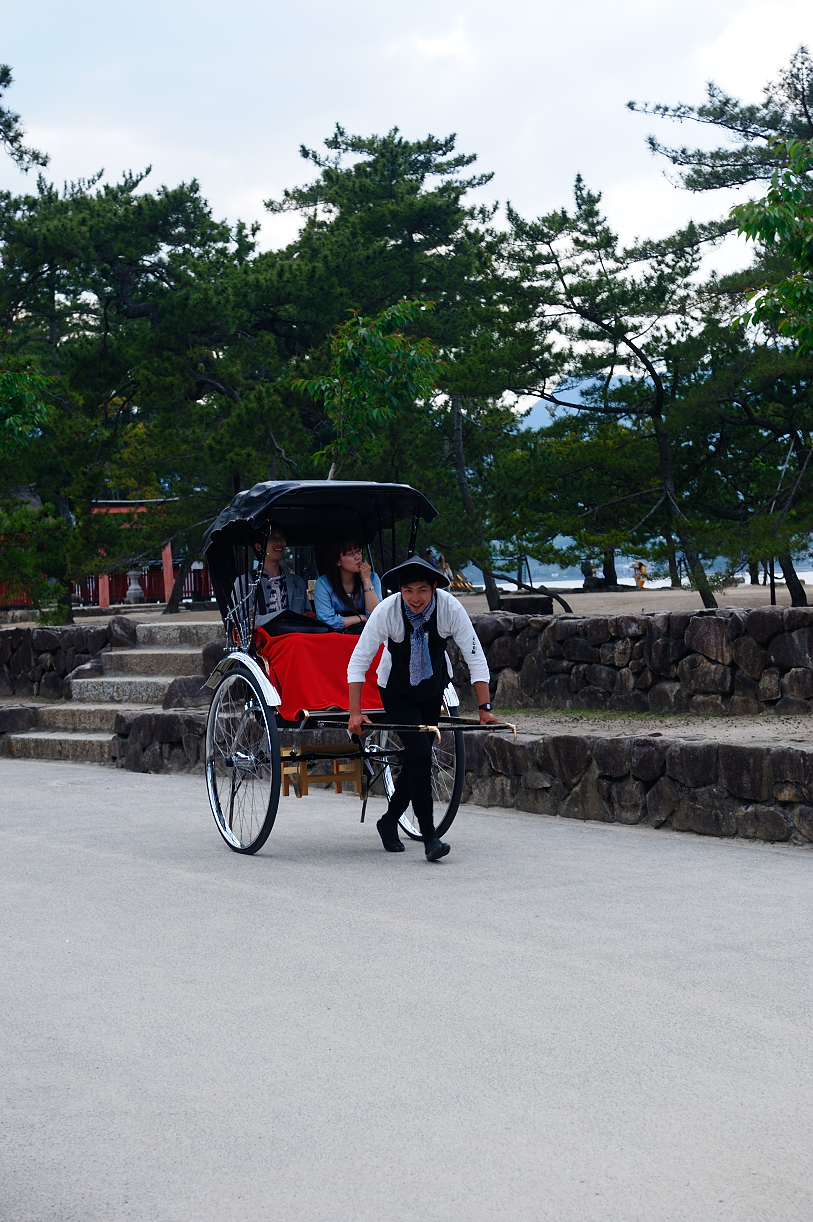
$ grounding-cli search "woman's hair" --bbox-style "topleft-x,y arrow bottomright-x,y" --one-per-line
324,537 -> 364,611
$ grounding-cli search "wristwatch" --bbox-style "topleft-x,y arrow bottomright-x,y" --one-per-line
363,586 -> 374,593
479,702 -> 492,711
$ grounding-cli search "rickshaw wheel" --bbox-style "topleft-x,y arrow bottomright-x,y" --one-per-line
365,722 -> 465,840
205,665 -> 281,854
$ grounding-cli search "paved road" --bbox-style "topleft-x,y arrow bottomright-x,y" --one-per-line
2,761 -> 811,1222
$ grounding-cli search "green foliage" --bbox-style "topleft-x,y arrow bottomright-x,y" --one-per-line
0,64 -> 48,172
0,501 -> 66,607
293,299 -> 443,476
732,139 -> 813,352
0,369 -> 51,454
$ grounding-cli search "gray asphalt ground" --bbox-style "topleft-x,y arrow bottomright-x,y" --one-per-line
2,762 -> 812,1222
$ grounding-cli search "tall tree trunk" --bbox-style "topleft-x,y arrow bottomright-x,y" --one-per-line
452,393 -> 501,611
665,532 -> 681,587
651,421 -> 717,608
163,553 -> 194,615
778,553 -> 807,606
602,549 -> 618,586
748,558 -> 760,585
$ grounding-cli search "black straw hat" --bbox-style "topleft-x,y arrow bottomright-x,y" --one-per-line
382,556 -> 450,592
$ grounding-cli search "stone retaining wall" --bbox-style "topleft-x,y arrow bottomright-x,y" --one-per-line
461,730 -> 813,845
0,616 -> 137,699
448,606 -> 813,716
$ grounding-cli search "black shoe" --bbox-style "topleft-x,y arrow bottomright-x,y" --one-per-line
424,836 -> 450,862
376,817 -> 405,852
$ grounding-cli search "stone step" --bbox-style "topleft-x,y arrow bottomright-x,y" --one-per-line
136,621 -> 225,648
7,731 -> 114,763
104,648 -> 203,677
37,703 -> 156,733
70,675 -> 175,704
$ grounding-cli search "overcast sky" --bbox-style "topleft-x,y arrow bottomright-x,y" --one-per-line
2,0 -> 812,268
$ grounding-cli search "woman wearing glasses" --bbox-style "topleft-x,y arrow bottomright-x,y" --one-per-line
314,537 -> 382,633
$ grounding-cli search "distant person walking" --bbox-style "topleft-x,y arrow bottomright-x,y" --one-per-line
632,560 -> 647,589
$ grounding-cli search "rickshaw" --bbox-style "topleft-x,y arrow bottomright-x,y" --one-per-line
202,479 -> 495,856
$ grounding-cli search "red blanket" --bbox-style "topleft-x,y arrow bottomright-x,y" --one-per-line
255,629 -> 384,721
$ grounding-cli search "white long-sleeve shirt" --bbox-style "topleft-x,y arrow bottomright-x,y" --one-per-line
347,589 -> 490,688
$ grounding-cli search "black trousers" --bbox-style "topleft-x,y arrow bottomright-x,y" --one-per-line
379,684 -> 444,839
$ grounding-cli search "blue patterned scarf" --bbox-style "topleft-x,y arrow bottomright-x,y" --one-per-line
403,594 -> 436,686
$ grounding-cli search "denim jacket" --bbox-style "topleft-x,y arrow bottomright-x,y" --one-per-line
313,571 -> 383,630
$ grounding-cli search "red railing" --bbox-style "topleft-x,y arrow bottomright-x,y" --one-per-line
70,562 -> 213,607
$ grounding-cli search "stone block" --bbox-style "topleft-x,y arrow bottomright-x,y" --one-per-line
562,636 -> 600,664
689,694 -> 728,716
0,635 -> 11,666
772,696 -> 811,716
143,743 -> 164,773
469,773 -> 517,808
635,668 -> 654,691
584,617 -> 612,646
487,634 -> 521,671
168,745 -> 187,773
572,686 -> 609,710
731,636 -> 766,682
560,764 -> 613,821
131,712 -> 156,749
684,615 -> 733,665
484,733 -> 532,776
153,711 -> 184,744
672,785 -> 737,836
677,654 -> 733,695
114,709 -> 136,736
647,682 -> 677,714
528,615 -> 553,631
521,769 -> 553,790
52,649 -> 66,677
0,706 -> 37,733
546,735 -> 590,788
85,626 -> 109,655
472,614 -> 515,647
569,664 -> 588,692
552,617 -> 581,642
782,668 -> 813,700
669,612 -> 693,639
514,627 -> 540,657
615,615 -> 647,638
736,804 -> 791,842
541,657 -> 572,674
32,628 -> 60,652
784,607 -> 813,630
666,742 -> 718,788
767,631 -> 804,669
613,668 -> 635,697
729,696 -> 762,715
609,691 -> 649,713
611,777 -> 647,824
591,736 -> 630,777
39,671 -> 63,700
793,805 -> 813,841
584,663 -> 617,693
746,607 -> 785,645
725,610 -> 748,640
645,635 -> 684,674
162,676 -> 211,709
515,782 -> 567,815
10,633 -> 33,678
518,651 -> 546,697
718,744 -> 773,802
774,782 -> 804,802
538,675 -> 572,707
631,737 -> 667,783
757,668 -> 781,702
494,667 -> 522,708
125,741 -> 145,772
68,659 -> 103,680
108,615 -> 138,648
461,731 -> 491,777
770,746 -> 813,789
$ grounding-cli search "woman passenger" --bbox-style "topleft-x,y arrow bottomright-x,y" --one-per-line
314,538 -> 382,633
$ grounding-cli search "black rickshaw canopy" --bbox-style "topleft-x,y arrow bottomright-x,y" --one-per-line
203,479 -> 438,636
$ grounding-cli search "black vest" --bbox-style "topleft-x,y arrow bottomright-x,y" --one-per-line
387,601 -> 447,700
